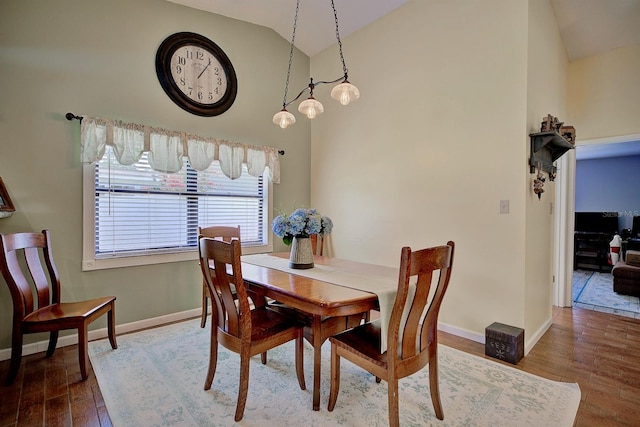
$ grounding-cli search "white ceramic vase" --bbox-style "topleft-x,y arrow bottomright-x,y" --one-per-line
289,236 -> 314,269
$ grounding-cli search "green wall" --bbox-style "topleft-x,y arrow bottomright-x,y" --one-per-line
0,0 -> 311,349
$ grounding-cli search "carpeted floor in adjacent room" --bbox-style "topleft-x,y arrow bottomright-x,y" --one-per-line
572,269 -> 640,319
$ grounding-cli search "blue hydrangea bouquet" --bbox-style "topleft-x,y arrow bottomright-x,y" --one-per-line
272,208 -> 333,246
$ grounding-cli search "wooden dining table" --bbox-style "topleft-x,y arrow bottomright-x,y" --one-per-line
240,253 -> 399,411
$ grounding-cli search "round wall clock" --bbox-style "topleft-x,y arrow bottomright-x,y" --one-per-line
155,32 -> 237,117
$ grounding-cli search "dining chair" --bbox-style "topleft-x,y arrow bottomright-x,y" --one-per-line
327,242 -> 455,427
310,233 -> 324,256
198,225 -> 241,328
0,230 -> 117,385
198,237 -> 306,422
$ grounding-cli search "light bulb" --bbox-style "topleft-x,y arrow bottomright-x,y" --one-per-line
307,107 -> 317,119
331,81 -> 360,106
273,110 -> 296,128
339,91 -> 350,106
298,97 -> 324,120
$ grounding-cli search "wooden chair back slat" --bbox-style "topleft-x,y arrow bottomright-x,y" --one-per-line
310,233 -> 324,256
395,245 -> 453,359
200,238 -> 250,338
0,231 -> 57,317
23,246 -> 52,309
197,225 -> 241,329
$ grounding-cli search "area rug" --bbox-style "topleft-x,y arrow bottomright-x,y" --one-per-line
573,269 -> 640,319
88,319 -> 580,427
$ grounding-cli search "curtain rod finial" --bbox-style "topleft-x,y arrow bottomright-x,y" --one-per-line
66,113 -> 82,121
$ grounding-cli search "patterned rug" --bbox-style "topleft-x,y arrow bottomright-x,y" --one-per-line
88,319 -> 580,427
573,269 -> 640,319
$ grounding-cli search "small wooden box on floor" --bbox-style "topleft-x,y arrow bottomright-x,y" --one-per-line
485,322 -> 524,364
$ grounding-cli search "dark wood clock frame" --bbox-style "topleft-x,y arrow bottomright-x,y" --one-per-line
155,32 -> 237,117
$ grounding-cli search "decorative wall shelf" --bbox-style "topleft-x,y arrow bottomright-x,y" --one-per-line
529,131 -> 574,179
0,177 -> 15,219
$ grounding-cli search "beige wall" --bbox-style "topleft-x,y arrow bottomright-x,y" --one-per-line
310,0 -> 560,345
0,0 -> 311,349
568,44 -> 640,141
524,0 -> 568,340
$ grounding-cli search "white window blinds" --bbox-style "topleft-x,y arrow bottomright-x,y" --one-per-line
93,147 -> 265,259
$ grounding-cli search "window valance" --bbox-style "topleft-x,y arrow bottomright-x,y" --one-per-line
80,116 -> 281,183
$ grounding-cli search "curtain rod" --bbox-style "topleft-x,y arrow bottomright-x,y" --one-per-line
65,112 -> 285,156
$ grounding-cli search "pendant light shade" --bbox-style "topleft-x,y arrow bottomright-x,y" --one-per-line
298,97 -> 324,119
273,109 -> 296,129
273,0 -> 360,128
330,81 -> 360,106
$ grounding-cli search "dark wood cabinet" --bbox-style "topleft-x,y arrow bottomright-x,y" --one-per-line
574,232 -> 612,272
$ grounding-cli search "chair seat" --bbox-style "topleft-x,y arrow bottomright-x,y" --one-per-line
330,320 -> 386,367
23,297 -> 115,325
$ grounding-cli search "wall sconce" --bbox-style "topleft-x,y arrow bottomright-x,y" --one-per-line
273,0 -> 360,129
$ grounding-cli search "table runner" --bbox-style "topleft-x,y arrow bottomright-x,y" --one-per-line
241,253 -> 409,352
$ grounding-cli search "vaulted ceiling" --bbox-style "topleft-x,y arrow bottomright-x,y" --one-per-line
168,0 -> 640,60
167,0 -> 640,158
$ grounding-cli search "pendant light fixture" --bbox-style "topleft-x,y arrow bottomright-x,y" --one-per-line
273,0 -> 360,129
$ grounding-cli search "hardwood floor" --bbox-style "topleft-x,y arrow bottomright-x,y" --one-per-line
1,306 -> 639,426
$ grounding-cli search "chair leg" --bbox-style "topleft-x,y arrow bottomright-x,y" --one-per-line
6,327 -> 23,385
107,304 -> 118,349
45,330 -> 59,358
428,356 -> 444,420
204,327 -> 218,390
327,343 -> 340,411
261,352 -> 267,364
295,331 -> 306,390
200,284 -> 208,328
388,378 -> 400,427
78,323 -> 89,380
235,351 -> 250,422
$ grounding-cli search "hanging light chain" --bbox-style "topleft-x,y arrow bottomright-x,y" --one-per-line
282,0 -> 301,108
274,0 -> 359,127
331,0 -> 348,78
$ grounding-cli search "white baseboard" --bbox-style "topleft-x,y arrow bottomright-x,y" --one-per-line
0,308 -> 202,362
438,321 -> 485,344
524,317 -> 552,356
1,310 -> 542,362
439,318 -> 552,357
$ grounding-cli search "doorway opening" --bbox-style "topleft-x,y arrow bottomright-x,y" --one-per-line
555,133 -> 640,312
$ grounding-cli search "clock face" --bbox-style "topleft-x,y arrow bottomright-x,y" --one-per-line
156,32 -> 237,117
169,45 -> 227,105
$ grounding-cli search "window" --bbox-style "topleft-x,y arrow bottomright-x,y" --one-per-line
82,146 -> 272,270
